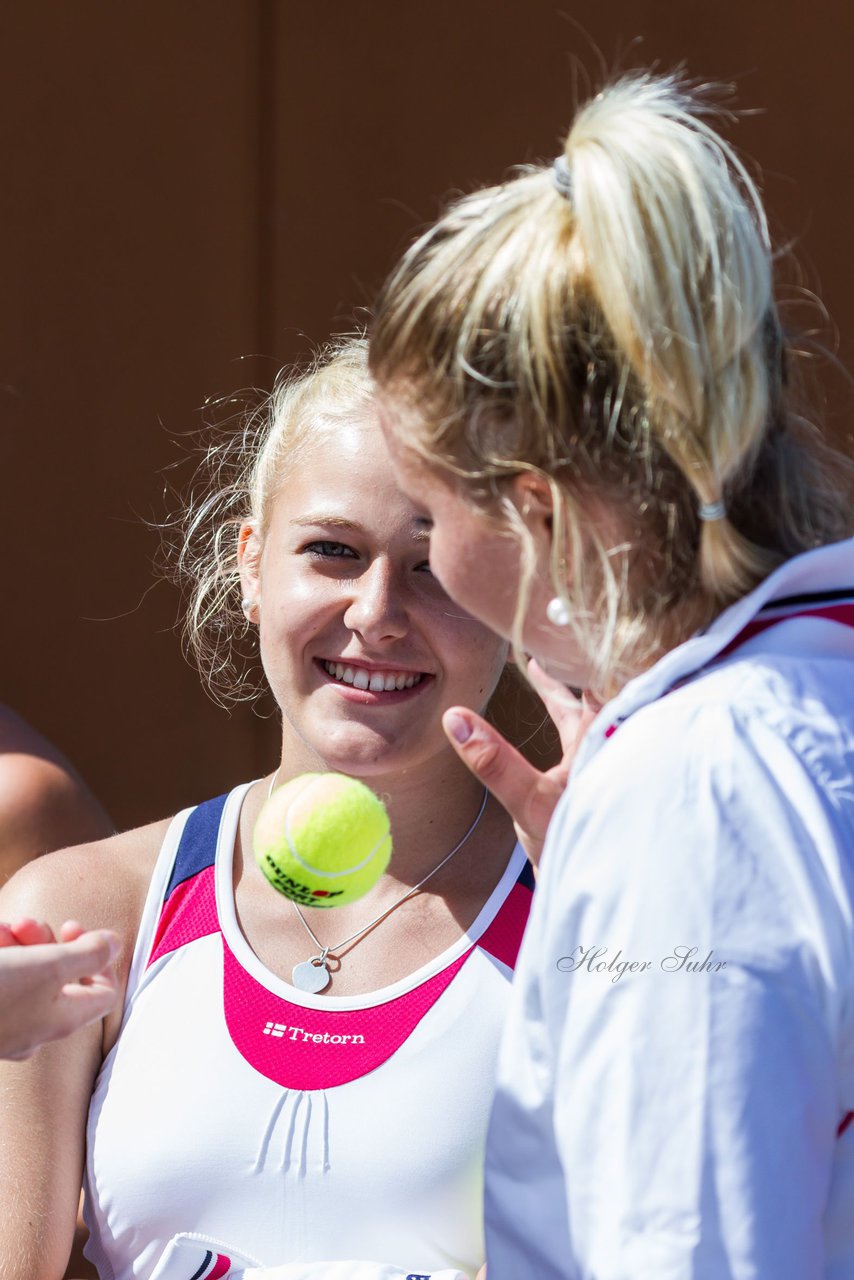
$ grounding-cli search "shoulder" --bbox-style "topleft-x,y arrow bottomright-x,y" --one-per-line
0,708 -> 113,880
563,687 -> 746,844
0,818 -> 176,1046
539,666 -> 854,964
578,651 -> 849,818
0,818 -> 173,956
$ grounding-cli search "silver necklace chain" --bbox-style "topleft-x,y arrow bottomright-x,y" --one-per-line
263,769 -> 489,993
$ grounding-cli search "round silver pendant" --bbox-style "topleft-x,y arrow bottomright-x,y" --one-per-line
292,958 -> 330,994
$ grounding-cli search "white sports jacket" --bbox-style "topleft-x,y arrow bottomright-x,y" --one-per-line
485,538 -> 854,1279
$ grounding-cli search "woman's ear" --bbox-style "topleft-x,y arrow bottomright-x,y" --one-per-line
237,521 -> 262,622
508,472 -> 555,550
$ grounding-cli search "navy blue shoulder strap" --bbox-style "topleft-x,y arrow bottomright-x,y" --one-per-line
516,856 -> 535,892
164,792 -> 230,901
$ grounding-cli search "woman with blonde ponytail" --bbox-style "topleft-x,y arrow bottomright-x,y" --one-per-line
371,72 -> 854,1278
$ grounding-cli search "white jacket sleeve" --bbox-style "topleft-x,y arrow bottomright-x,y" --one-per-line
488,698 -> 852,1279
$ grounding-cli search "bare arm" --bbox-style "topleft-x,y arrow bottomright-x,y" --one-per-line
0,919 -> 119,1060
0,826 -> 162,1280
0,994 -> 104,1279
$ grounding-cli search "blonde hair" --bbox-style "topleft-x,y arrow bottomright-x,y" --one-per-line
172,336 -> 374,703
370,73 -> 853,695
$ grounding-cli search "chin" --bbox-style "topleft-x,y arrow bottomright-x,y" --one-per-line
530,655 -> 591,696
309,727 -> 420,779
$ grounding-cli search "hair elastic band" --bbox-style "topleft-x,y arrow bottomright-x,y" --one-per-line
552,154 -> 574,202
698,500 -> 727,523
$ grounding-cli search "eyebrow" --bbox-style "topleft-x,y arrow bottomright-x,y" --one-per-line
290,514 -> 430,543
290,514 -> 361,531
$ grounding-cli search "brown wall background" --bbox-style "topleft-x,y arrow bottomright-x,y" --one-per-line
3,1 -> 854,831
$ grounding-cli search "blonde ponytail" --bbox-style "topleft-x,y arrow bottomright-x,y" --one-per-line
371,72 -> 852,691
566,75 -> 781,602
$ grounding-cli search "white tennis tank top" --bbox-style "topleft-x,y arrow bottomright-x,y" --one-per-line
83,784 -> 533,1280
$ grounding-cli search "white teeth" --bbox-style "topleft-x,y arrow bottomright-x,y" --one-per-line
322,660 -> 425,691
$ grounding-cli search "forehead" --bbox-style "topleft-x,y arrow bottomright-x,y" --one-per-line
376,410 -> 447,502
270,414 -> 422,533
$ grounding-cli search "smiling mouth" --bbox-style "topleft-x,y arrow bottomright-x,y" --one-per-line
320,660 -> 427,692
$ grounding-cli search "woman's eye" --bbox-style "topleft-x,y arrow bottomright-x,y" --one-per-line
303,541 -> 357,559
415,559 -> 435,575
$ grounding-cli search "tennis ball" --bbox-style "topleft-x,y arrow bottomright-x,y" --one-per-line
253,772 -> 392,908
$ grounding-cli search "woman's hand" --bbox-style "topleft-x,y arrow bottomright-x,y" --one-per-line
0,917 -> 120,1060
0,915 -> 80,947
443,659 -> 600,868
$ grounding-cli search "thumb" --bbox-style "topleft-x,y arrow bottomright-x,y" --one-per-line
56,969 -> 120,1029
443,707 -> 542,829
55,930 -> 121,985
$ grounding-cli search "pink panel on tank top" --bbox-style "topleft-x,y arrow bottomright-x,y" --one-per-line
476,881 -> 532,971
222,938 -> 473,1088
146,844 -> 532,1088
148,866 -> 219,967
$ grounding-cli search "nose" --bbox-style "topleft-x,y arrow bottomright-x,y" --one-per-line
343,558 -> 409,643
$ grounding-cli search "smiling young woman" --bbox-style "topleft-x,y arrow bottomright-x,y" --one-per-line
0,338 -> 528,1280
235,402 -> 508,792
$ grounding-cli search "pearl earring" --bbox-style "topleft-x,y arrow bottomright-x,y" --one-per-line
241,597 -> 258,617
546,596 -> 571,627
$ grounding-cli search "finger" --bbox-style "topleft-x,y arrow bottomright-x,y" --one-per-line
10,917 -> 57,946
443,707 -> 548,827
578,693 -> 602,735
526,657 -> 582,711
0,923 -> 18,948
58,920 -> 86,943
527,659 -> 602,755
54,931 -> 120,986
525,660 -> 587,736
52,974 -> 120,1039
581,689 -> 603,716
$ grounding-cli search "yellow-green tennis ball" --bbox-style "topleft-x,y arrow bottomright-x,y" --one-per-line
253,772 -> 392,908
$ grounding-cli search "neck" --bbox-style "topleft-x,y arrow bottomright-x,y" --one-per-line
370,762 -> 490,889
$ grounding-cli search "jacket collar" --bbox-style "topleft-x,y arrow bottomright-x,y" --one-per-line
574,537 -> 854,773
